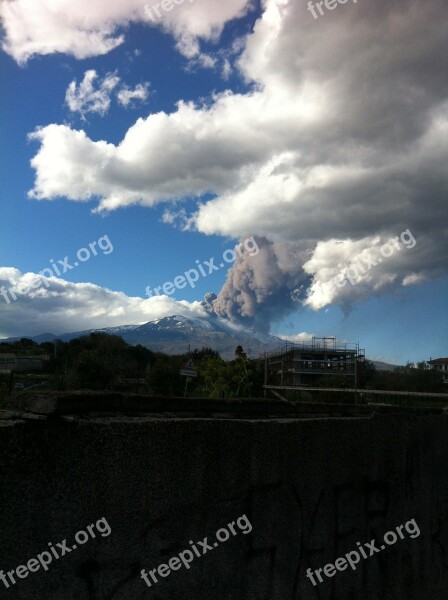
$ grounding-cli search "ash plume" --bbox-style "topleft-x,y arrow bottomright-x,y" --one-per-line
211,237 -> 312,334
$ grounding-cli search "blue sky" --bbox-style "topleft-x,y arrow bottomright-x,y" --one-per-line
0,0 -> 447,364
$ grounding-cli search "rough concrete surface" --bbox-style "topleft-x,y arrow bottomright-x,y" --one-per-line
0,393 -> 447,599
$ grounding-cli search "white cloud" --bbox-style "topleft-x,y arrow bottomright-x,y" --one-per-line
222,59 -> 232,80
117,83 -> 150,108
275,332 -> 314,344
65,70 -> 120,118
28,91 -> 298,209
20,0 -> 448,317
65,71 -> 150,116
0,267 -> 207,338
190,52 -> 217,70
300,236 -> 421,311
402,274 -> 427,287
0,0 -> 252,64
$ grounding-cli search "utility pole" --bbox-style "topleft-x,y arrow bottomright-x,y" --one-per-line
264,354 -> 268,399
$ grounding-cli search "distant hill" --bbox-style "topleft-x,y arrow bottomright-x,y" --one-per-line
370,360 -> 400,371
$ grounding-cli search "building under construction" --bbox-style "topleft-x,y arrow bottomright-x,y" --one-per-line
264,337 -> 365,390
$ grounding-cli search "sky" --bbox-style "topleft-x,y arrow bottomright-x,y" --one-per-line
0,0 -> 447,364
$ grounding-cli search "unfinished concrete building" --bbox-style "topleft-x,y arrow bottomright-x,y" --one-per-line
265,337 -> 365,389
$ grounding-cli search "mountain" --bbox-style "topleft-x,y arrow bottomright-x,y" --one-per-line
370,360 -> 399,371
1,315 -> 400,367
2,315 -> 285,359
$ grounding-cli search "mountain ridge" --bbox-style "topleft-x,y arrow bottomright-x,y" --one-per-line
1,315 -> 284,360
1,314 -> 399,368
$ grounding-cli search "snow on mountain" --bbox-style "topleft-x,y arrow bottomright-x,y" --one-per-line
1,315 -> 285,359
1,315 -> 399,366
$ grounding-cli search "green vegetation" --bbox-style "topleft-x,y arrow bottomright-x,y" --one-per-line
0,335 -> 264,399
364,360 -> 446,393
193,345 -> 264,398
0,336 -> 445,406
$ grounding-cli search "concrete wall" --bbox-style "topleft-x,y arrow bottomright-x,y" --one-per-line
0,393 -> 447,599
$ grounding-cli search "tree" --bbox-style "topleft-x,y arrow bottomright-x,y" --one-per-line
201,356 -> 229,398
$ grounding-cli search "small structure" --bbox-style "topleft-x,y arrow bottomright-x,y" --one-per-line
264,337 -> 365,389
0,354 -> 17,372
0,354 -> 49,372
428,357 -> 448,384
